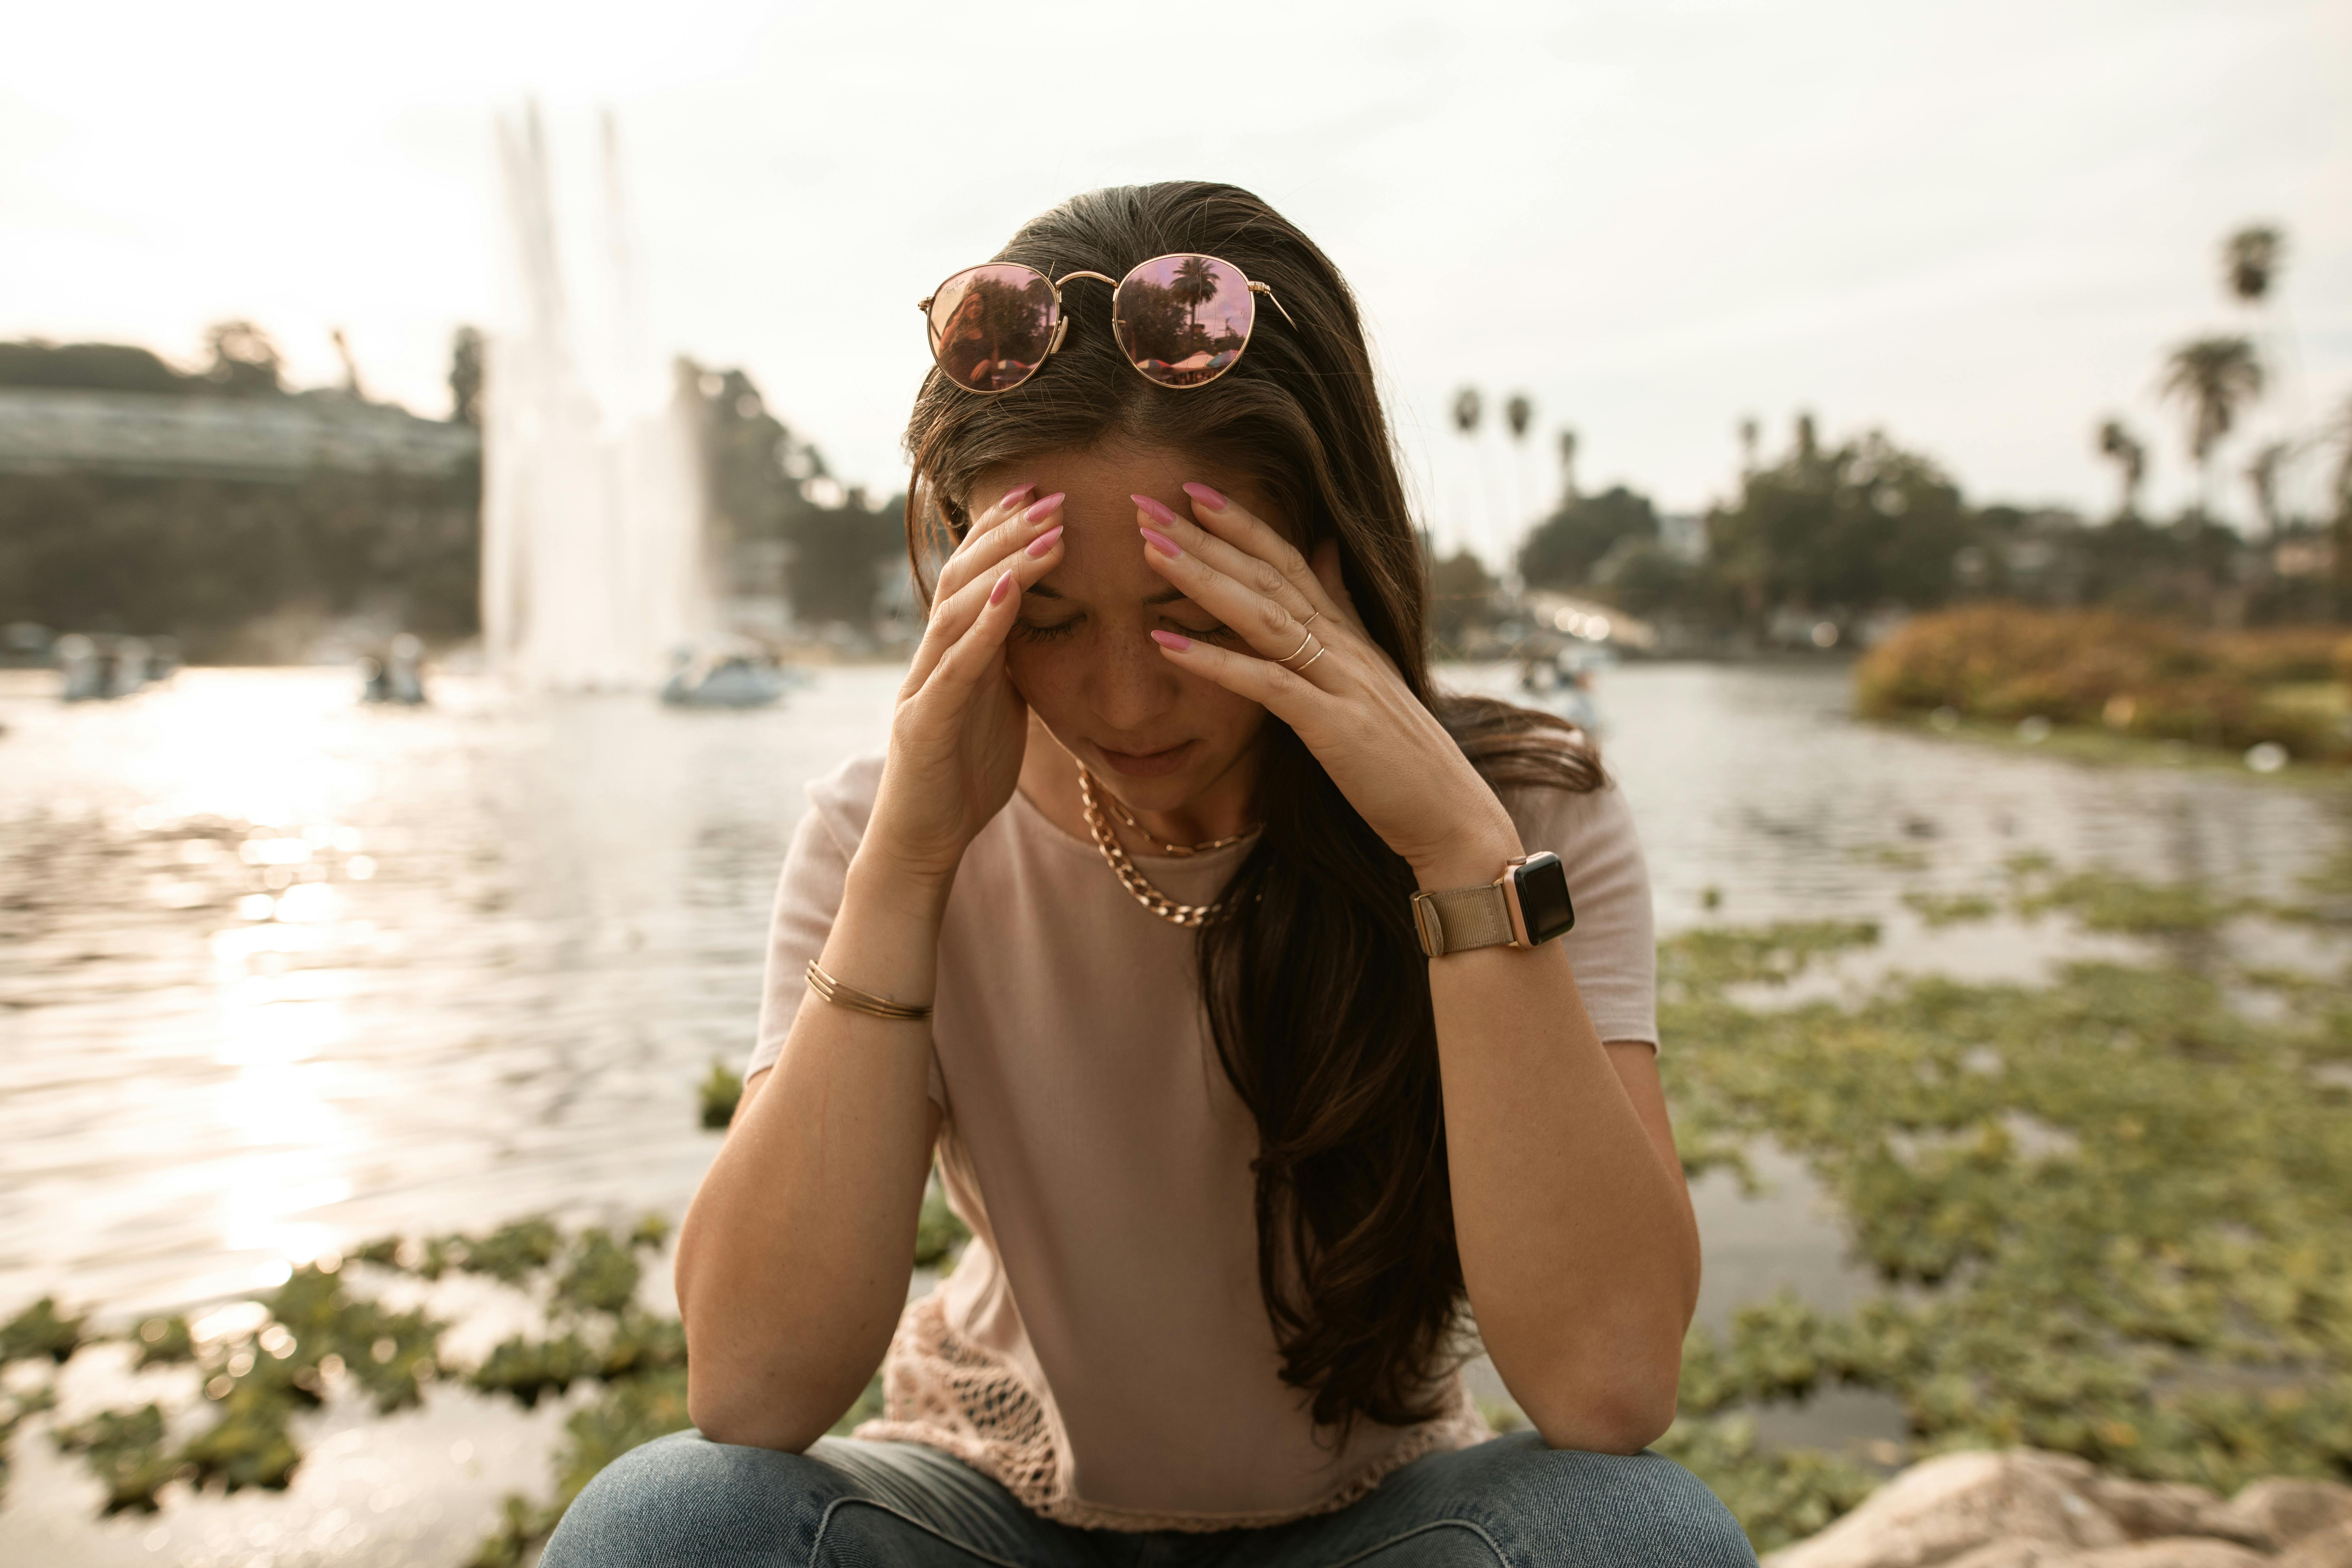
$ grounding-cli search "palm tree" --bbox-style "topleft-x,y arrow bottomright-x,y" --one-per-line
2223,225 -> 2283,305
2095,418 -> 2147,521
2332,396 -> 2352,613
2158,337 -> 2263,518
1503,393 -> 1535,543
1448,386 -> 1485,562
1452,385 -> 1482,437
2243,440 -> 2289,541
1169,256 -> 1219,342
1557,427 -> 1579,504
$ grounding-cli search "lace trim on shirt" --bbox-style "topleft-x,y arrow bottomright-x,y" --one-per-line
851,1292 -> 1493,1534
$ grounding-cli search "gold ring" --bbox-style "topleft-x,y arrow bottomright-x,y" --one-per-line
1300,611 -> 1321,629
1277,627 -> 1314,665
1295,646 -> 1328,673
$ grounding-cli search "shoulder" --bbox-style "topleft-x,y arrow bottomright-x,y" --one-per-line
800,750 -> 886,855
1502,774 -> 1643,872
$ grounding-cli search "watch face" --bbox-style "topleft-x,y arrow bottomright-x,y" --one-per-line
1509,853 -> 1576,946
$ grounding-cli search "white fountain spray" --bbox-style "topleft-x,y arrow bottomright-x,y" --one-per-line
481,104 -> 710,690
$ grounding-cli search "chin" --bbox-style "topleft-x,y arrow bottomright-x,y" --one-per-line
1087,743 -> 1224,808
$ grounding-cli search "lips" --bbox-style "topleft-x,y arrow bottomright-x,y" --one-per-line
1094,739 -> 1197,778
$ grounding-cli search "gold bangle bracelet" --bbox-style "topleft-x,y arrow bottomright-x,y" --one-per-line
804,958 -> 932,1021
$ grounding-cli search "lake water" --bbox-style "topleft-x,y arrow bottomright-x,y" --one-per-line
2,660 -> 2343,1564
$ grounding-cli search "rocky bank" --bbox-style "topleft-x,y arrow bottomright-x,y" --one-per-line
1767,1452 -> 2352,1568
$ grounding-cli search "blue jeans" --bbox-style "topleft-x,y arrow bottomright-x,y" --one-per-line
541,1430 -> 1756,1566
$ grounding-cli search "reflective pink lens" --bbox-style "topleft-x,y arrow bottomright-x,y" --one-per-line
926,265 -> 1058,392
1112,254 -> 1256,388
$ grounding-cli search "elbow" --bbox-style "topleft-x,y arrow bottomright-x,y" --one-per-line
1506,1323 -> 1685,1456
685,1364 -> 829,1454
1526,1379 -> 1678,1456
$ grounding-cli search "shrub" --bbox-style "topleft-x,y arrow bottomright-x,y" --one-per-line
1855,605 -> 2351,759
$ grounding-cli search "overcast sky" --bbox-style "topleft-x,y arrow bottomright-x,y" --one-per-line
4,0 -> 2345,558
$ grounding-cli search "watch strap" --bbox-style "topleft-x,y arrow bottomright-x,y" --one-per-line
1411,882 -> 1513,957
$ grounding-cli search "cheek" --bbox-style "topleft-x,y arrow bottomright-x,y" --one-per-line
1192,674 -> 1268,740
1002,639 -> 1077,716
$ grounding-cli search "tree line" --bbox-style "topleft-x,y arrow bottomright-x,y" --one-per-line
0,325 -> 909,660
1433,222 -> 2351,653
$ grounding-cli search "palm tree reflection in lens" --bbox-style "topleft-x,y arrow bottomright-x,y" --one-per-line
1115,255 -> 1255,388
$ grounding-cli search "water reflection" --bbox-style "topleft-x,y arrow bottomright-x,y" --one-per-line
1114,254 -> 1254,385
927,264 -> 1058,392
0,662 -> 2342,1328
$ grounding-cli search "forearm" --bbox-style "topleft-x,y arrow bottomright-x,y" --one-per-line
674,853 -> 948,1449
1416,826 -> 1701,1453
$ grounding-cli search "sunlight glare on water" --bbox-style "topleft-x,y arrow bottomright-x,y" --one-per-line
1,661 -> 2342,1327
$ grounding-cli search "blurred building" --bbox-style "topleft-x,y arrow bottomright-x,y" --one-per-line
0,337 -> 485,663
0,386 -> 479,483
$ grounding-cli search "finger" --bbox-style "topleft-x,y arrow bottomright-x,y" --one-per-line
908,522 -> 1068,691
1307,538 -> 1368,638
910,497 -> 1064,688
1133,505 -> 1328,670
920,558 -> 1031,707
936,488 -> 1062,603
1133,491 -> 1320,629
1177,483 -> 1343,626
1146,628 -> 1328,722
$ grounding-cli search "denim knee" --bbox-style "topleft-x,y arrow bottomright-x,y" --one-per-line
1402,1433 -> 1757,1566
540,1429 -> 850,1567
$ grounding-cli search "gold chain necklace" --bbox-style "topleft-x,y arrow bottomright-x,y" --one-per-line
1096,786 -> 1255,856
1076,766 -> 1255,928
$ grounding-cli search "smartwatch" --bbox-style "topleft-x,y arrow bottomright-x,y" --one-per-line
1410,851 -> 1576,958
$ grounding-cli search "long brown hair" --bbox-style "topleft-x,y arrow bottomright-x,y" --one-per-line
902,182 -> 1600,1435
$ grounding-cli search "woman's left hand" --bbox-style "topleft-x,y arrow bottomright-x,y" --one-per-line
1132,485 -> 1521,884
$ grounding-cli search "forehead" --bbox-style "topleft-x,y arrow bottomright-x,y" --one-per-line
971,441 -> 1280,605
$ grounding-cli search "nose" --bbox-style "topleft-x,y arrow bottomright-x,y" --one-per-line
1084,622 -> 1182,735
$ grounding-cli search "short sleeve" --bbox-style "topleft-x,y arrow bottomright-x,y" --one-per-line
1503,780 -> 1658,1050
745,753 -> 947,1108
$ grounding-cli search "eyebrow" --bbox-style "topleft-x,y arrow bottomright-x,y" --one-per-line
1026,585 -> 1188,605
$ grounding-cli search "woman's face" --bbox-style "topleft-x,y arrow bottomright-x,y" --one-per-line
972,441 -> 1283,815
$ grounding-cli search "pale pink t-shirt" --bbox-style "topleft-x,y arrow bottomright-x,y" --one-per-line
745,750 -> 1658,1531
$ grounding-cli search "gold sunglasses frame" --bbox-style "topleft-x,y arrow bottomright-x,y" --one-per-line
917,253 -> 1300,396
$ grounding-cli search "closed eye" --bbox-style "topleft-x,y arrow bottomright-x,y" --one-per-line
1016,616 -> 1232,642
1014,617 -> 1083,643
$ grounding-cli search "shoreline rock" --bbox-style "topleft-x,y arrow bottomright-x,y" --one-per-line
1763,1452 -> 2352,1568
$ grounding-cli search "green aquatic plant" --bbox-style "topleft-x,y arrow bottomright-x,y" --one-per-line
52,1404 -> 176,1515
1,1296 -> 85,1365
7,859 -> 2346,1555
1658,907 -> 2352,1524
699,1060 -> 744,1130
1900,890 -> 1999,928
2011,865 -> 2243,936
131,1314 -> 194,1368
915,1179 -> 972,1269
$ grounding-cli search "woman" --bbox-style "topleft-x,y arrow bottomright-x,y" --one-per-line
547,183 -> 1753,1565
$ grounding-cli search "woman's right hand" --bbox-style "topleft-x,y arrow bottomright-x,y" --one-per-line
862,485 -> 1066,887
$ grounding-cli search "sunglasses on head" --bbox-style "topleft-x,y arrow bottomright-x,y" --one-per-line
920,252 -> 1297,395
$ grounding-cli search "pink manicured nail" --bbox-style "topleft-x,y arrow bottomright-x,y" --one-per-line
1131,494 -> 1180,528
1150,630 -> 1191,651
1181,482 -> 1227,510
1025,525 -> 1064,558
1139,526 -> 1181,559
999,483 -> 1035,511
989,571 -> 1015,605
1023,492 -> 1065,522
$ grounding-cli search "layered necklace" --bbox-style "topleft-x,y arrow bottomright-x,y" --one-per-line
1076,764 -> 1257,928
